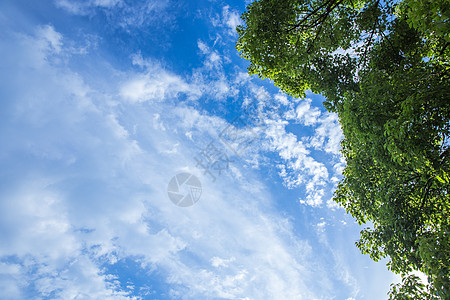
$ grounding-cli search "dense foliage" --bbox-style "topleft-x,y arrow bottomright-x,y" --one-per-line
237,0 -> 450,298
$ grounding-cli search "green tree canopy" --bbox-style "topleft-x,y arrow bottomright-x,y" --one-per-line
237,0 -> 450,298
237,0 -> 449,111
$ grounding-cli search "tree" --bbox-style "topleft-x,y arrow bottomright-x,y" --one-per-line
237,0 -> 450,298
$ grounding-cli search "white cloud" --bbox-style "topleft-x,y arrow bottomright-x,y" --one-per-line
317,221 -> 327,233
118,0 -> 171,28
211,256 -> 236,268
35,24 -> 63,54
306,112 -> 343,155
253,95 -> 345,207
211,6 -> 243,37
0,262 -> 25,300
197,40 -> 209,55
196,41 -> 224,70
33,257 -> 135,300
222,6 -> 243,36
234,71 -> 251,85
0,177 -> 137,299
262,118 -> 329,205
191,40 -> 239,101
286,98 -> 344,156
294,98 -> 322,125
121,54 -> 202,103
120,72 -> 191,102
0,22 -> 355,300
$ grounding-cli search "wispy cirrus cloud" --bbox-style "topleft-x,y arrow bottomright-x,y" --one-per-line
212,5 -> 243,36
55,0 -> 123,15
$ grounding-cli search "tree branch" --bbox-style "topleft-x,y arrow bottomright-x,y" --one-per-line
361,1 -> 381,62
288,0 -> 342,32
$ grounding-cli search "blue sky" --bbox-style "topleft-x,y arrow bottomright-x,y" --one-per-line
0,0 -> 400,299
